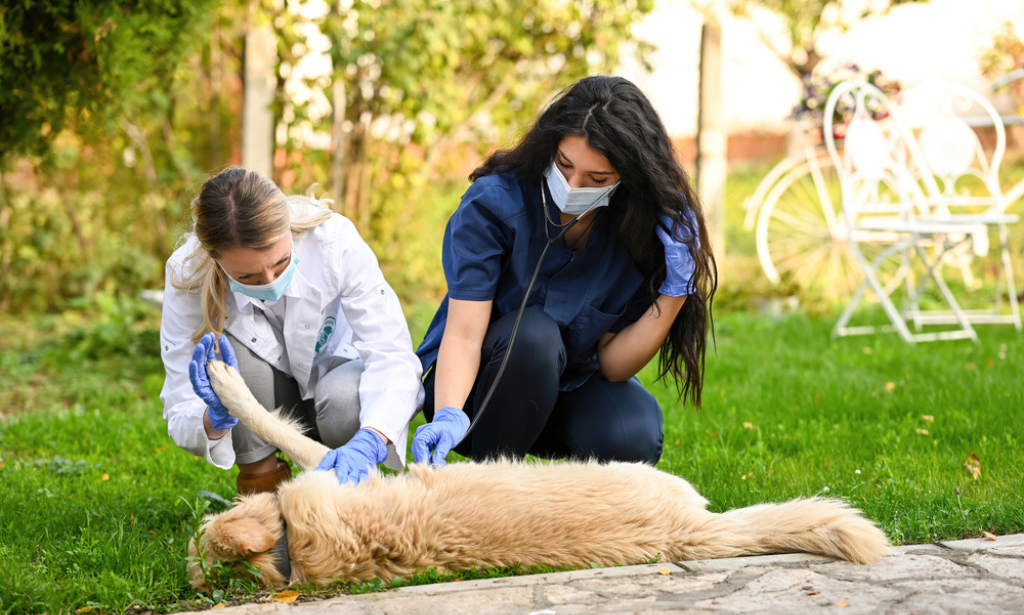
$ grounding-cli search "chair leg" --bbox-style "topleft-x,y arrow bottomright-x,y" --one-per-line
913,242 -> 978,342
835,238 -> 917,343
836,234 -> 980,343
999,225 -> 1022,331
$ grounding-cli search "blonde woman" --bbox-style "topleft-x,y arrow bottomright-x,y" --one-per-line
160,167 -> 423,495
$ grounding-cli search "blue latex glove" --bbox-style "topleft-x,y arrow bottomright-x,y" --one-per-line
656,212 -> 697,297
411,406 -> 470,467
188,332 -> 240,430
315,428 -> 388,485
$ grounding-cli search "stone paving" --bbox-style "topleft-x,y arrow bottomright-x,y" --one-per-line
199,534 -> 1024,615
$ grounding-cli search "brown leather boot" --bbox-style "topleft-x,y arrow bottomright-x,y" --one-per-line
237,461 -> 293,496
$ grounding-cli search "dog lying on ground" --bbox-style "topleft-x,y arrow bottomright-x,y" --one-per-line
187,360 -> 890,591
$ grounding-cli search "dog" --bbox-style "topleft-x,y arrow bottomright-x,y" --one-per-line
187,360 -> 890,592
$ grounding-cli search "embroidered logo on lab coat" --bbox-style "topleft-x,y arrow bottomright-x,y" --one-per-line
314,316 -> 336,360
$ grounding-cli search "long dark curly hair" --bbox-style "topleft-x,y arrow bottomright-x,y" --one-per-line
470,75 -> 717,406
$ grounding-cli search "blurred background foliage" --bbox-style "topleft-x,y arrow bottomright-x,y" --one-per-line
0,0 -> 1021,317
0,0 -> 657,314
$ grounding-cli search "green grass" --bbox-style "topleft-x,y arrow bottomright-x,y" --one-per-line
1,302 -> 1022,614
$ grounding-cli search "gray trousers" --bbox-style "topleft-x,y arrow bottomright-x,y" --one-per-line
226,333 -> 363,466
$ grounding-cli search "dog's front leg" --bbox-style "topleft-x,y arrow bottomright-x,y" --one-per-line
207,360 -> 330,471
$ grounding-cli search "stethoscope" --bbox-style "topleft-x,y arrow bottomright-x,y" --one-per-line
455,177 -> 613,445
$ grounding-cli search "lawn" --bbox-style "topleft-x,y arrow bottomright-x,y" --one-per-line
1,297 -> 1021,614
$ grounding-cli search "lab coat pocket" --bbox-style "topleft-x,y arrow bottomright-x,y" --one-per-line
563,303 -> 624,369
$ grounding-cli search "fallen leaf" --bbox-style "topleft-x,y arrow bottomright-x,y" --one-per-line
743,422 -> 755,430
211,604 -> 226,610
154,445 -> 169,453
271,590 -> 299,604
806,591 -> 820,596
659,567 -> 672,575
708,431 -> 719,438
982,532 -> 997,541
101,473 -> 110,481
921,415 -> 934,422
77,608 -> 93,614
0,461 -> 5,470
862,347 -> 872,354
986,358 -> 994,367
673,439 -> 680,446
837,601 -> 849,608
965,362 -> 975,370
915,428 -> 930,436
964,451 -> 981,480
885,382 -> 896,392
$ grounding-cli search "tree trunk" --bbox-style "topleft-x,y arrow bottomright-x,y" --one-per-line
242,0 -> 276,178
697,16 -> 728,262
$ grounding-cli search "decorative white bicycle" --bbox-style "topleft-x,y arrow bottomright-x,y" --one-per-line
742,136 -> 904,300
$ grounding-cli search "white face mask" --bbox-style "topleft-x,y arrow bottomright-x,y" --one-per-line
544,162 -> 620,216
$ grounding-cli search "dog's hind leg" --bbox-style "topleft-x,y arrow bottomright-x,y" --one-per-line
207,360 -> 330,471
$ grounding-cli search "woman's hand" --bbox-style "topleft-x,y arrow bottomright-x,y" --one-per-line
189,333 -> 240,431
411,406 -> 470,467
656,212 -> 696,297
315,428 -> 388,485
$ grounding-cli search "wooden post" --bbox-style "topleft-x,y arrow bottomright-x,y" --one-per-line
697,15 -> 727,262
242,0 -> 276,178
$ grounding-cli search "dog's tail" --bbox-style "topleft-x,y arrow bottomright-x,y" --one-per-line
687,497 -> 890,564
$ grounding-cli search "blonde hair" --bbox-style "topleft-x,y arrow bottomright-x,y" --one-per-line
170,167 -> 333,343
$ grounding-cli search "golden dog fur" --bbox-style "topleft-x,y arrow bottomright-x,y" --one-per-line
187,360 -> 890,591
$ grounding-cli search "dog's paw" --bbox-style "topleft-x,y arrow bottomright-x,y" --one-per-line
207,360 -> 259,418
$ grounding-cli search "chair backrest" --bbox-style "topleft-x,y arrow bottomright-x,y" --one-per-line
823,80 -> 926,221
909,82 -> 1007,214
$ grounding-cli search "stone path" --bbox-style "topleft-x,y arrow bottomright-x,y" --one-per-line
197,534 -> 1024,614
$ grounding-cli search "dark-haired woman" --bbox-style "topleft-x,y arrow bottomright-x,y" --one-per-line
412,76 -> 716,467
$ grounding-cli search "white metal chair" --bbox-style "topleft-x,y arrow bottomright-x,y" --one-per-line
824,80 -> 984,343
902,82 -> 1021,330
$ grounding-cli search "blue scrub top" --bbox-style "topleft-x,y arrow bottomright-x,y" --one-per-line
416,172 -> 652,391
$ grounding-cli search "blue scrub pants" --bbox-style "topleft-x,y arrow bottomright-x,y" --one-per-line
422,309 -> 664,464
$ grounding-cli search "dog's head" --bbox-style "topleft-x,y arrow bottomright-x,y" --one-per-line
187,493 -> 291,592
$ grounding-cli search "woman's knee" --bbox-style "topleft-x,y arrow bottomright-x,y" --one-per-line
564,381 -> 664,464
314,360 -> 363,448
486,309 -> 564,373
586,420 -> 663,464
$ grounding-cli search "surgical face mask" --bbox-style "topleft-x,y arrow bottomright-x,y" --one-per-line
544,161 -> 620,217
220,255 -> 300,302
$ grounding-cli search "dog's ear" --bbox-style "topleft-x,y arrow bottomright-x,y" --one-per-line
211,516 -> 276,556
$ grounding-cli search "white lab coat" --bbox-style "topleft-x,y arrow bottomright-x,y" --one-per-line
159,204 -> 423,470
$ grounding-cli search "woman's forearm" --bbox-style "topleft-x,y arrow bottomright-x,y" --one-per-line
597,294 -> 686,382
203,409 -> 230,440
435,335 -> 484,411
433,299 -> 492,412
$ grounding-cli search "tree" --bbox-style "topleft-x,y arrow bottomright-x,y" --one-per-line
0,0 -> 219,166
271,0 -> 656,227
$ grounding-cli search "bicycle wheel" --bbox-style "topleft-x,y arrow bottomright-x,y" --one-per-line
755,154 -> 903,300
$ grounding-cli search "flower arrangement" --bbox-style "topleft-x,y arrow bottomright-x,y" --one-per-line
789,64 -> 902,134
